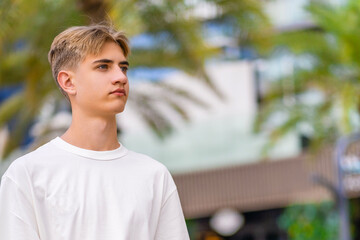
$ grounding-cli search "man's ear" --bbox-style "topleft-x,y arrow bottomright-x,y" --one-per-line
57,70 -> 76,96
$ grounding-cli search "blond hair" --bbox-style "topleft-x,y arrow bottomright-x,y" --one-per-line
48,24 -> 130,100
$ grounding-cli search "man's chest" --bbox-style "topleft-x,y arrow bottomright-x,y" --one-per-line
30,165 -> 162,239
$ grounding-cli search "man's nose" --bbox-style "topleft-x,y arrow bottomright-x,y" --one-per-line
111,68 -> 127,85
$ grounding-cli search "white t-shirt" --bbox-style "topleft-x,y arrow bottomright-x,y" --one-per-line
0,137 -> 189,240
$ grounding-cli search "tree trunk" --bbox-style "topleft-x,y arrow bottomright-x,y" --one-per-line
77,0 -> 108,23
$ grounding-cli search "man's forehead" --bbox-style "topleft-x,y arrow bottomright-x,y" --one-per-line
83,48 -> 126,64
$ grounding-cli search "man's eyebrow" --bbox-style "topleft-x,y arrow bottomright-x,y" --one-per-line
92,59 -> 113,64
119,61 -> 129,66
92,59 -> 129,66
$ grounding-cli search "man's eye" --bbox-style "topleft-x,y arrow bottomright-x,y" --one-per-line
97,64 -> 108,70
121,66 -> 128,73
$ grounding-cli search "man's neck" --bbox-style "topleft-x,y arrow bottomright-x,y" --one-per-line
61,112 -> 120,151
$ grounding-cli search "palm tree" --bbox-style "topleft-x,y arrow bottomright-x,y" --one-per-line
0,0 -> 271,159
255,0 -> 360,150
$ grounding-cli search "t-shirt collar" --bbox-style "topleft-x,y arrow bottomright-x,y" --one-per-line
51,137 -> 128,160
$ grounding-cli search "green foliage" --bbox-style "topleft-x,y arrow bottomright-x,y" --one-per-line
278,202 -> 339,240
349,198 -> 360,239
256,0 -> 360,150
0,0 -> 86,158
185,219 -> 199,240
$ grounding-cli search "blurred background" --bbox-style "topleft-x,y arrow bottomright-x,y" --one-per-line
2,0 -> 360,239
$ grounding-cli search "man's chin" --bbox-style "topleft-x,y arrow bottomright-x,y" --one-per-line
114,106 -> 126,114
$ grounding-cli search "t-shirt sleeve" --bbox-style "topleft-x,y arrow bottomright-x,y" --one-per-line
154,170 -> 189,240
0,165 -> 40,240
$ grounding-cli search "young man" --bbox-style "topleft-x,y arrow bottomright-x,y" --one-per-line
0,25 -> 190,240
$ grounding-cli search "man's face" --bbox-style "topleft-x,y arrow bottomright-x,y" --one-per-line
70,41 -> 129,117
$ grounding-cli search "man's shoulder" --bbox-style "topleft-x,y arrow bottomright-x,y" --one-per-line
2,140 -> 56,178
125,149 -> 176,192
125,149 -> 169,173
17,140 -> 56,163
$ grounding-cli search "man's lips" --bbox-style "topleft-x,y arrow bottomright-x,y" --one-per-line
110,88 -> 126,96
